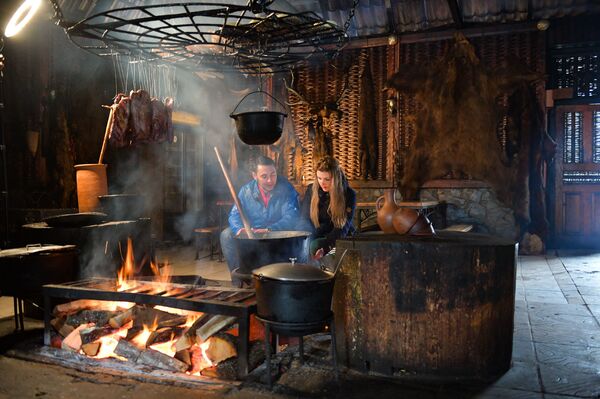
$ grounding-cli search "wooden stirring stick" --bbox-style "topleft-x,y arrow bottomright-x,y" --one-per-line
98,105 -> 115,164
214,146 -> 255,239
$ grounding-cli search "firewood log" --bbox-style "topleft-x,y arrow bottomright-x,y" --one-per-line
54,300 -> 128,316
196,315 -> 237,343
204,333 -> 237,364
108,308 -> 133,328
146,326 -> 185,347
201,340 -> 265,380
51,317 -> 74,338
137,348 -> 189,373
66,310 -> 118,328
79,324 -> 130,345
61,323 -> 93,352
174,314 -> 211,352
175,349 -> 191,366
114,339 -> 189,373
81,342 -> 101,356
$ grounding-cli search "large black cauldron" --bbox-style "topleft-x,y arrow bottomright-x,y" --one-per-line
252,250 -> 348,325
235,230 -> 309,274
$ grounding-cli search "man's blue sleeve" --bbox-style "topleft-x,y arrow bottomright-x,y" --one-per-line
228,189 -> 244,234
269,188 -> 300,231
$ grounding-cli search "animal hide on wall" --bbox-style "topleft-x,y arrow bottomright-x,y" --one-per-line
386,33 -> 549,237
358,58 -> 378,179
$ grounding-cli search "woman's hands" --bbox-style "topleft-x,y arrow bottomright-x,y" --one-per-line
313,248 -> 325,260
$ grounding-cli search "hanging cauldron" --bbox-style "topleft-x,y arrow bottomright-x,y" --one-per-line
230,90 -> 287,145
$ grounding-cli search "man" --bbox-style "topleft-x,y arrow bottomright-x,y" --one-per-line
220,156 -> 303,282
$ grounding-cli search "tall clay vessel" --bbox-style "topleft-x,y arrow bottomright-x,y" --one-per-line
376,189 -> 399,233
75,164 -> 108,212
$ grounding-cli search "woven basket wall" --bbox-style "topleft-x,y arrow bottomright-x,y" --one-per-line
286,46 -> 391,185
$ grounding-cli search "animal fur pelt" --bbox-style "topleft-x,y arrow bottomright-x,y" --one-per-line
386,33 -> 544,235
358,57 -> 378,179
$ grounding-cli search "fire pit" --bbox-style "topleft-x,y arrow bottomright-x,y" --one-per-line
43,278 -> 257,378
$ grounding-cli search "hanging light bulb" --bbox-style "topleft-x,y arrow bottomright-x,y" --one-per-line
5,0 -> 43,38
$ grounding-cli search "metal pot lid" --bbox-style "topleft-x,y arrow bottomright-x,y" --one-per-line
0,244 -> 77,258
235,230 -> 311,241
253,262 -> 333,282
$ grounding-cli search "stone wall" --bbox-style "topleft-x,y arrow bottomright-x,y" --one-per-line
420,186 -> 517,239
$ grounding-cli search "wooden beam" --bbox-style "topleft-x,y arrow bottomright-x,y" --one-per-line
446,0 -> 463,29
341,21 -> 538,49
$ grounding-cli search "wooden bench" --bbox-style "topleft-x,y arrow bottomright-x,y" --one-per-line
193,226 -> 220,260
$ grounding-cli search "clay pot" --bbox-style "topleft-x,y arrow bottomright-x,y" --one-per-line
392,208 -> 419,234
376,189 -> 399,233
74,164 -> 108,212
392,208 -> 435,236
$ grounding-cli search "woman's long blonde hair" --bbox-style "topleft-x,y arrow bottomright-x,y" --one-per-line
310,156 -> 347,229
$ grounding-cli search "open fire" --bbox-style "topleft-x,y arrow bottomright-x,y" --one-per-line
45,239 -> 263,379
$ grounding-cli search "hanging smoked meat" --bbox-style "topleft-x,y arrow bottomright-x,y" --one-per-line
108,93 -> 131,147
129,89 -> 153,143
107,90 -> 174,147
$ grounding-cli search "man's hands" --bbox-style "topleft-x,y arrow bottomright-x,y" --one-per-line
236,228 -> 270,237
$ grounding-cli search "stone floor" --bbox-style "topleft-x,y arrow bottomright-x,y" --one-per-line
1,245 -> 600,398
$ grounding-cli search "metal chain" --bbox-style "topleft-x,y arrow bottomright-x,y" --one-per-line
48,0 -> 65,28
333,0 -> 360,58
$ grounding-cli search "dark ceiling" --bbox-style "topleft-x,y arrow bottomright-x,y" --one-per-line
53,0 -> 600,38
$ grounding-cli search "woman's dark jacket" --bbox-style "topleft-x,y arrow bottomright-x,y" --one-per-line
300,179 -> 356,252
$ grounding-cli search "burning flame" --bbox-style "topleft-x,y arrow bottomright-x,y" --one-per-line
131,317 -> 159,348
116,238 -> 173,293
149,336 -> 177,358
117,238 -> 136,291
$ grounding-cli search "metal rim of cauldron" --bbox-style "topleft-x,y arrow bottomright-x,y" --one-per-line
234,230 -> 310,274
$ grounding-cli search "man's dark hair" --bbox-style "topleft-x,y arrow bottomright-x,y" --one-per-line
253,155 -> 275,171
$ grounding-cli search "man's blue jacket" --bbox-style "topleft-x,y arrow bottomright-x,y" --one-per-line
228,177 -> 302,234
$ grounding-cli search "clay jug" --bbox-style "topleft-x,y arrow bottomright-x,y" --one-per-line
376,189 -> 399,233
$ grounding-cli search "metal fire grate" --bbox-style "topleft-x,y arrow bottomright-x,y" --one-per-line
42,278 -> 256,377
60,3 -> 346,74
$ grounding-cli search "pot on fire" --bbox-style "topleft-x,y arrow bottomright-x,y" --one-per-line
252,250 -> 348,325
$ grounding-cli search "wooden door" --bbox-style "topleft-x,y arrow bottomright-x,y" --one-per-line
555,105 -> 600,248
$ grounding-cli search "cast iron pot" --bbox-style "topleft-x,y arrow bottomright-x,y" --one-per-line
98,194 -> 145,221
230,90 -> 287,145
252,250 -> 348,324
0,244 -> 79,297
235,230 -> 310,275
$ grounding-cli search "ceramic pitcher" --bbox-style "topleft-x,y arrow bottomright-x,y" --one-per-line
376,189 -> 399,233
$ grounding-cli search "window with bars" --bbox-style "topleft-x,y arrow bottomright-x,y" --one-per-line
563,111 -> 583,163
551,53 -> 600,98
594,111 -> 600,163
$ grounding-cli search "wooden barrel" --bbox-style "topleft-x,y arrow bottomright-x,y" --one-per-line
333,231 -> 517,379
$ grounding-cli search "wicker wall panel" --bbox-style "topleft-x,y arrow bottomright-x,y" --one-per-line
286,46 -> 391,185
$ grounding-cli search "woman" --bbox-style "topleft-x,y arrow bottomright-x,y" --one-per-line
301,156 -> 356,260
